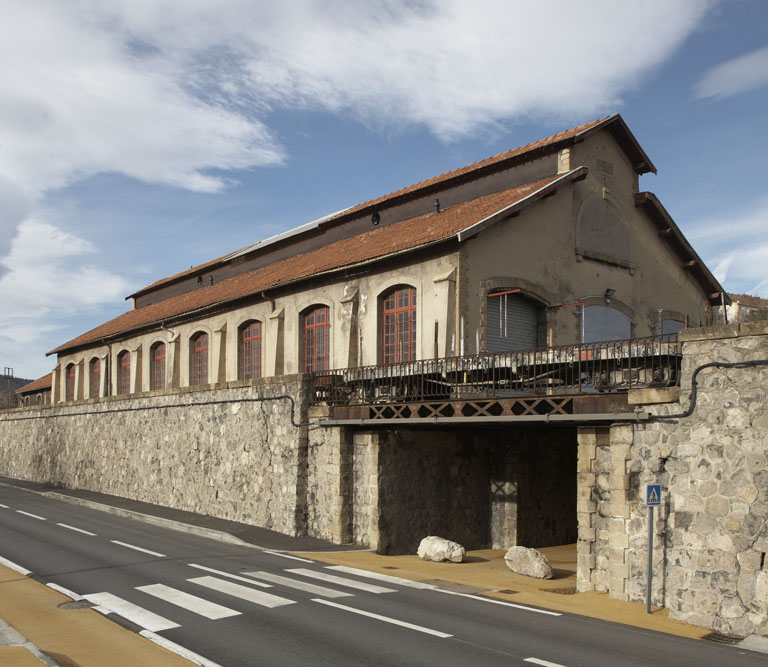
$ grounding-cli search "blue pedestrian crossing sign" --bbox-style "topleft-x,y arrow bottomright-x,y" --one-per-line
646,484 -> 662,506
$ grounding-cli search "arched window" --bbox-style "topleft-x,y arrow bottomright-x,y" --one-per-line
65,363 -> 76,402
24,396 -> 29,406
583,306 -> 631,343
150,342 -> 166,390
302,305 -> 330,372
190,332 -> 209,385
36,394 -> 41,405
238,321 -> 262,381
380,286 -> 417,364
117,350 -> 131,395
89,358 -> 101,399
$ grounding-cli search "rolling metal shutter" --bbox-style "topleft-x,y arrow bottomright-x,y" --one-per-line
486,293 -> 539,352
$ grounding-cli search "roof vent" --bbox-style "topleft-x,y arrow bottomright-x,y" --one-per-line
434,198 -> 441,214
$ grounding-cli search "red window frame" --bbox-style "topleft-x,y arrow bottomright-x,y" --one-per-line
190,332 -> 209,385
150,342 -> 166,390
302,305 -> 330,372
117,351 -> 131,395
381,286 -> 416,364
89,358 -> 101,399
238,321 -> 262,381
65,364 -> 76,402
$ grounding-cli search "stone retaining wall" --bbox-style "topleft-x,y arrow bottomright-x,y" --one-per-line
578,322 -> 768,638
0,376 -> 311,537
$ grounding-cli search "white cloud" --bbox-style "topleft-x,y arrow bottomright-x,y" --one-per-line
0,220 -> 131,376
694,45 -> 768,100
686,197 -> 768,297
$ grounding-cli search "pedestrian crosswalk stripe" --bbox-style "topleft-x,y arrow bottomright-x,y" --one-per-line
326,566 -> 437,590
137,583 -> 241,619
187,563 -> 272,588
243,571 -> 354,598
286,568 -> 395,594
84,592 -> 180,631
189,576 -> 296,609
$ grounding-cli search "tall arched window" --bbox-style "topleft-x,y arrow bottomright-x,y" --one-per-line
89,358 -> 101,399
24,396 -> 29,406
117,350 -> 131,395
190,332 -> 209,385
65,363 -> 76,402
150,342 -> 166,390
380,286 -> 417,364
582,306 -> 631,343
238,321 -> 262,380
486,290 -> 546,352
302,305 -> 330,372
36,394 -> 42,405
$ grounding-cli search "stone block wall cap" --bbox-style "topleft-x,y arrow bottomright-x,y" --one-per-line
308,406 -> 332,418
628,387 -> 681,405
678,324 -> 739,342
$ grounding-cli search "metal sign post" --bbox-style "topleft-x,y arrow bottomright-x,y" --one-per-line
646,484 -> 661,613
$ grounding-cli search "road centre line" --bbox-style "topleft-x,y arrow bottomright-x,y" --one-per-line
84,591 -> 180,631
524,658 -> 568,667
0,555 -> 32,575
140,630 -> 224,667
138,583 -> 241,619
16,510 -> 46,520
312,599 -> 452,638
189,576 -> 296,609
56,522 -> 97,536
287,568 -> 395,594
262,550 -> 315,563
187,563 -> 272,587
0,503 -> 9,508
244,570 -> 354,598
326,565 -> 438,590
439,590 -> 562,616
111,540 -> 165,557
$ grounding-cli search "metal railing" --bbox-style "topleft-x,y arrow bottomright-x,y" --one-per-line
311,334 -> 681,406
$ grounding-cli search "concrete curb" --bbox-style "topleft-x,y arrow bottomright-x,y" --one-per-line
0,619 -> 61,667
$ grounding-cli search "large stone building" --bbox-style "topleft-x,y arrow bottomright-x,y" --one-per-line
7,115 -> 767,638
48,114 -> 722,401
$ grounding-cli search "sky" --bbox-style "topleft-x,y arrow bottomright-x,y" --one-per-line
1,0 -> 767,380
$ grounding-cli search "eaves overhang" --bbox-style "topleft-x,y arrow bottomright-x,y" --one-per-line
635,192 -> 728,306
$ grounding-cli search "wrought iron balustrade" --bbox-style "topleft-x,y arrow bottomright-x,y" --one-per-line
311,334 -> 681,407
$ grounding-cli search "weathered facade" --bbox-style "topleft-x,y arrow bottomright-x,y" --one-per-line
3,115 -> 763,637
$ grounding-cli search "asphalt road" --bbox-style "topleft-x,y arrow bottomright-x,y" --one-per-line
0,485 -> 763,667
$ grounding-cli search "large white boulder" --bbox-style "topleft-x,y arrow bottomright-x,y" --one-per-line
503,546 -> 553,579
417,536 -> 465,563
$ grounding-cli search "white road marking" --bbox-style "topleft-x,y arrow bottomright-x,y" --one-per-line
56,522 -> 97,536
440,590 -> 562,616
137,583 -> 241,619
0,503 -> 9,508
84,592 -> 180,631
244,571 -> 354,598
262,550 -> 315,563
326,566 -> 438,590
0,555 -> 32,575
111,540 -> 165,557
16,510 -> 46,520
287,568 -> 395,594
187,563 -> 272,588
189,576 -> 296,609
140,630 -> 223,667
313,599 -> 452,638
525,658 -> 568,667
47,583 -> 84,601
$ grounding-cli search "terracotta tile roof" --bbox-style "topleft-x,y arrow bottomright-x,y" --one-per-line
131,115 -> 629,299
16,373 -> 52,394
51,175 -> 561,355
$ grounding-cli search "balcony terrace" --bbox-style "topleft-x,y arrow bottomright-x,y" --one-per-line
311,333 -> 681,424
